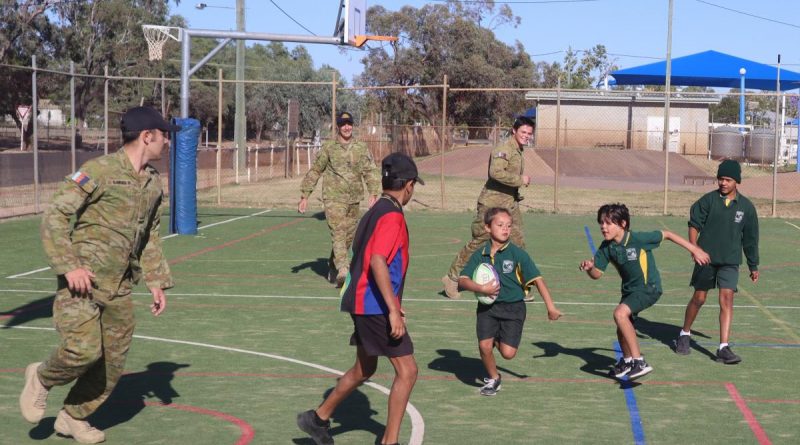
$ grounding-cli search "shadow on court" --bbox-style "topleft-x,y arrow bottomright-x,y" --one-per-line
532,341 -> 617,379
291,257 -> 329,279
427,348 -> 528,387
292,387 -> 384,445
635,316 -> 716,361
1,295 -> 54,328
27,361 -> 189,440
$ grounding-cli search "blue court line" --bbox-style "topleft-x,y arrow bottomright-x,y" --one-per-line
584,225 -> 597,255
613,341 -> 647,445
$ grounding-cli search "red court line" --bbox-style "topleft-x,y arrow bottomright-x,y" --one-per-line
726,382 -> 772,445
169,218 -> 305,266
144,401 -> 254,445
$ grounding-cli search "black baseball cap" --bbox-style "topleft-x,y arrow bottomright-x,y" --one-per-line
120,106 -> 181,134
382,152 -> 425,185
336,111 -> 354,127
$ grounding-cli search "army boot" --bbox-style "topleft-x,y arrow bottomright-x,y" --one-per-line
20,362 -> 49,423
441,276 -> 461,299
55,410 -> 106,444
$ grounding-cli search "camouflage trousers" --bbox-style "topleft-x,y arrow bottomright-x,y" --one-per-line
38,284 -> 135,420
325,201 -> 360,272
447,201 -> 525,280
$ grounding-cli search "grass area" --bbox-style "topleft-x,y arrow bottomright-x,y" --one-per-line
1,209 -> 799,444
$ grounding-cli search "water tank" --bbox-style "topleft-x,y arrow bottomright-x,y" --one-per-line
745,128 -> 776,164
709,126 -> 744,160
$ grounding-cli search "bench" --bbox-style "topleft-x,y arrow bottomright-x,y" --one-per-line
594,142 -> 625,148
683,175 -> 716,185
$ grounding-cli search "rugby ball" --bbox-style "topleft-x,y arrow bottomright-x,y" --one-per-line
473,263 -> 499,305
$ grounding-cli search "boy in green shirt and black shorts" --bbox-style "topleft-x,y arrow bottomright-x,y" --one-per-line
580,203 -> 709,380
459,207 -> 562,396
674,159 -> 760,364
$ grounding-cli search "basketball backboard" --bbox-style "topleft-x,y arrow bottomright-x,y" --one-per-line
344,0 -> 366,47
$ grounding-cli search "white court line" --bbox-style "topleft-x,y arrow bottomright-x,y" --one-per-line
5,325 -> 425,445
5,209 -> 273,279
786,221 -> 800,231
3,289 -> 800,310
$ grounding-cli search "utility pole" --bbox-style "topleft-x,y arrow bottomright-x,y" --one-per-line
235,0 -> 246,183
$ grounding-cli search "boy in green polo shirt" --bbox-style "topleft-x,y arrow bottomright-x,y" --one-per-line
459,207 -> 562,396
674,159 -> 760,364
580,203 -> 710,380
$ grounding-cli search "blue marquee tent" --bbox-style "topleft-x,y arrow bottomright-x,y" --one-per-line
610,50 -> 800,91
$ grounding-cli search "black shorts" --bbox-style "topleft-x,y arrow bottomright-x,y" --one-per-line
349,314 -> 414,358
476,301 -> 526,348
691,264 -> 740,292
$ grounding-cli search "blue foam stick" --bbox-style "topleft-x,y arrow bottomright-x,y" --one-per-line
584,225 -> 597,255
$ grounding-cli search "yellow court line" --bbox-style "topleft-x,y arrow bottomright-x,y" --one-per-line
738,286 -> 800,343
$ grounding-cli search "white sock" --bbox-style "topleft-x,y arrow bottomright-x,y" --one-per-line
719,342 -> 728,350
680,330 -> 691,337
633,356 -> 643,361
623,357 -> 633,363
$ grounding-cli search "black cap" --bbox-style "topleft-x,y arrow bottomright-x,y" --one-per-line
336,111 -> 354,127
120,106 -> 181,134
382,152 -> 424,185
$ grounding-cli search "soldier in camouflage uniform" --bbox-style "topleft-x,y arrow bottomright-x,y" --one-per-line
298,111 -> 381,287
442,116 -> 535,299
20,107 -> 176,444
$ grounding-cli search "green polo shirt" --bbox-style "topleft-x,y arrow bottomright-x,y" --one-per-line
593,231 -> 664,297
689,190 -> 759,271
460,241 -> 541,303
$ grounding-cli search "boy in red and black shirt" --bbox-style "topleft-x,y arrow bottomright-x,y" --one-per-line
297,152 -> 423,445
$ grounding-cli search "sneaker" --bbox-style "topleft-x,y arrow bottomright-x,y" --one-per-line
296,409 -> 333,445
441,276 -> 461,299
20,362 -> 49,424
716,346 -> 742,364
609,358 -> 633,379
335,268 -> 347,288
523,291 -> 536,302
674,335 -> 691,355
327,268 -> 336,284
54,409 -> 105,444
627,359 -> 653,380
479,374 -> 502,396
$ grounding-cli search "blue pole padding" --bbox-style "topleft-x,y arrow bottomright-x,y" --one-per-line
169,117 -> 200,235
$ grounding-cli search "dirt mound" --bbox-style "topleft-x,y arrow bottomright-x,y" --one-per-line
416,145 -> 554,180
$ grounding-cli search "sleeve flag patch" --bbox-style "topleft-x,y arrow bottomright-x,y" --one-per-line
70,171 -> 90,186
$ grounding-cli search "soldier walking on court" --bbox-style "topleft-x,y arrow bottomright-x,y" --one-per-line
442,116 -> 535,299
20,106 -> 176,444
298,111 -> 381,287
674,159 -> 759,364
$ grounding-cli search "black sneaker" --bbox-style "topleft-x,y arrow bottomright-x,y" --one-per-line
479,374 -> 502,396
716,346 -> 742,364
628,359 -> 653,380
327,269 -> 336,284
296,409 -> 333,445
609,358 -> 633,378
675,335 -> 691,355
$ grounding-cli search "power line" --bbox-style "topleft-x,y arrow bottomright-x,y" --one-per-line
430,0 -> 600,3
267,0 -> 317,36
695,0 -> 800,30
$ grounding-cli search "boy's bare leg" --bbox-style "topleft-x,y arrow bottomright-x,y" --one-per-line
478,338 -> 498,378
381,354 -> 418,445
496,342 -> 519,360
718,289 -> 735,344
616,328 -> 632,358
316,346 -> 377,420
613,304 -> 640,358
682,290 -> 708,332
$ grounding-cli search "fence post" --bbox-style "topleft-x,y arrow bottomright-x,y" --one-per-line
255,145 -> 259,181
217,68 -> 223,206
441,74 -> 448,209
104,64 -> 109,155
70,61 -> 76,173
554,77 -> 561,213
32,56 -> 40,213
331,71 -> 337,133
270,144 -> 274,179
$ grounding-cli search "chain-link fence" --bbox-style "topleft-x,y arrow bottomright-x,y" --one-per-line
2,60 -> 799,219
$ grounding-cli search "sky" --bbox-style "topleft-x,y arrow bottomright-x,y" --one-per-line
168,0 -> 800,88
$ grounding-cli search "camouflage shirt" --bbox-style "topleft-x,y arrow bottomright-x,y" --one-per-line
40,149 -> 173,294
477,138 -> 525,207
300,138 -> 381,204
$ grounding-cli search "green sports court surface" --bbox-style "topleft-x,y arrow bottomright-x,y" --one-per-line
1,209 -> 798,444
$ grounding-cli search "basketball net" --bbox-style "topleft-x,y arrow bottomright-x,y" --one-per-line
142,25 -> 179,61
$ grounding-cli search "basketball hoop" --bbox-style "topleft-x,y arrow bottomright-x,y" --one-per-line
142,25 -> 182,61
